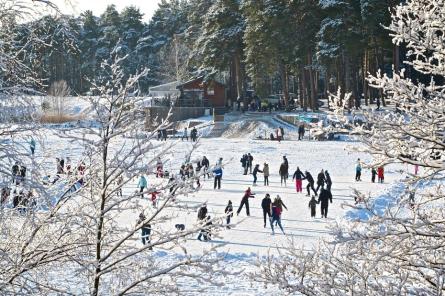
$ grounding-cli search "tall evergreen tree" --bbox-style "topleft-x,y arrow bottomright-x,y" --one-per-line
193,0 -> 245,104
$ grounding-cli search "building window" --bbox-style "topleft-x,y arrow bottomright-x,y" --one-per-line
207,88 -> 215,95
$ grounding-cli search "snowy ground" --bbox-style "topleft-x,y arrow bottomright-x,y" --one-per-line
5,115 -> 408,295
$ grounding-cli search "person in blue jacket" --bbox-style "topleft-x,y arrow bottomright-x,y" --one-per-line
138,175 -> 148,197
213,165 -> 223,190
30,138 -> 36,156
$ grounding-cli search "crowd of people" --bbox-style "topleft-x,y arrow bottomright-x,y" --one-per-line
137,155 -> 387,240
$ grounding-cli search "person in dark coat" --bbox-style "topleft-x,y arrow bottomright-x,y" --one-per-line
298,124 -> 305,140
371,168 -> 377,183
162,129 -> 168,141
12,162 -> 19,184
280,127 -> 285,140
198,215 -> 213,241
191,127 -> 198,142
279,162 -> 288,186
283,156 -> 289,168
201,156 -> 210,179
318,188 -> 333,218
325,170 -> 332,192
305,171 -> 317,196
237,187 -> 255,216
247,153 -> 253,174
315,169 -> 326,194
225,200 -> 233,228
293,167 -> 305,193
197,204 -> 208,241
261,194 -> 272,228
252,164 -> 263,185
197,204 -> 208,221
240,154 -> 248,175
19,166 -> 27,184
136,213 -> 152,249
308,196 -> 318,218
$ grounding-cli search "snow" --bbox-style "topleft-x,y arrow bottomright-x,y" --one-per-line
4,116 -> 408,294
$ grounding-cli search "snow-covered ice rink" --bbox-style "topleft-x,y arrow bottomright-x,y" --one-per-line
12,127 -> 406,295
39,132 -> 400,255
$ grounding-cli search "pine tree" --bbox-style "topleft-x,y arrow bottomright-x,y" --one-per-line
79,10 -> 100,92
192,0 -> 245,104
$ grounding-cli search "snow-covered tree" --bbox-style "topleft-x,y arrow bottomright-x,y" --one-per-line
190,0 -> 245,102
1,53 -> 228,294
252,0 -> 445,294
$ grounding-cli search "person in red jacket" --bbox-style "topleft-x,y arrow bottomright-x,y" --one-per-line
377,166 -> 384,183
237,187 -> 255,216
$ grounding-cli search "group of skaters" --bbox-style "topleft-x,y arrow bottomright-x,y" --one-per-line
157,129 -> 168,141
181,127 -> 199,142
268,126 -> 285,142
355,158 -> 385,183
1,186 -> 36,213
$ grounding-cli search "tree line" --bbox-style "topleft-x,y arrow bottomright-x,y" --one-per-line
12,0 -> 403,109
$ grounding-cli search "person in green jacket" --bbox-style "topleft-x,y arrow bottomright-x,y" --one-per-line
138,175 -> 148,198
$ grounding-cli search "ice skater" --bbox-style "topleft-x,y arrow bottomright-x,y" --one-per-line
293,167 -> 305,193
237,187 -> 255,216
318,188 -> 333,218
308,196 -> 318,218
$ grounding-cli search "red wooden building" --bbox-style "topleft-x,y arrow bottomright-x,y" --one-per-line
176,77 -> 226,108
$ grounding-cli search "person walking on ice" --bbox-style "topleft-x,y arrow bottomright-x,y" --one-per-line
261,194 -> 272,228
305,170 -> 317,196
225,200 -> 233,228
315,169 -> 326,194
182,127 -> 188,141
252,164 -> 262,186
247,153 -> 253,174
136,213 -> 152,249
355,158 -> 362,181
138,175 -> 148,198
212,164 -> 223,190
279,161 -> 288,186
263,163 -> 270,186
325,170 -> 332,192
318,188 -> 333,218
371,167 -> 377,183
308,196 -> 318,218
270,199 -> 285,235
29,138 -> 36,156
237,187 -> 255,216
293,167 -> 305,193
378,166 -> 384,183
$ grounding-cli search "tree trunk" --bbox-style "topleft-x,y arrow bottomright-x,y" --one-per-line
301,68 -> 308,111
352,64 -> 359,108
234,50 -> 243,106
363,50 -> 369,106
325,67 -> 330,110
280,62 -> 289,107
307,52 -> 317,110
298,72 -> 304,109
344,54 -> 353,109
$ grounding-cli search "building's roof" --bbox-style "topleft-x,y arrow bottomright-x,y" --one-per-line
149,81 -> 182,92
178,77 -> 225,89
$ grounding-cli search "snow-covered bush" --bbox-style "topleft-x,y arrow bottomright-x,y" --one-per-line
252,0 -> 445,294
